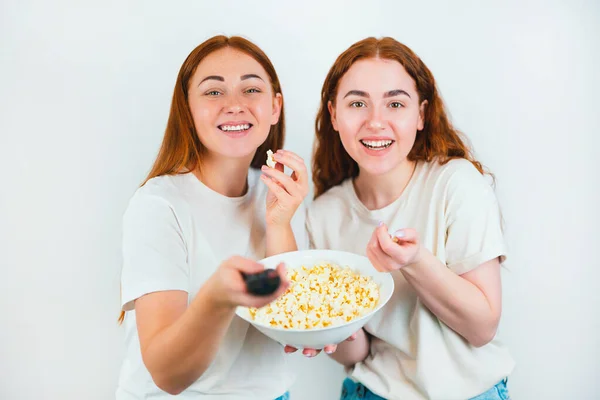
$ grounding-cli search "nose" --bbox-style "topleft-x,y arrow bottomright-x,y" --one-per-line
224,93 -> 244,115
367,120 -> 384,130
366,109 -> 385,131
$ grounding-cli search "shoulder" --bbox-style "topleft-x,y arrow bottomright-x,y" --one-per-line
425,157 -> 484,181
124,174 -> 191,222
422,158 -> 494,197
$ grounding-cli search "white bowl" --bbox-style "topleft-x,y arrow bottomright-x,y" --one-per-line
235,249 -> 394,349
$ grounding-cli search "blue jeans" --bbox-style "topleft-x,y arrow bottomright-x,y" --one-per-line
275,392 -> 290,400
340,378 -> 510,400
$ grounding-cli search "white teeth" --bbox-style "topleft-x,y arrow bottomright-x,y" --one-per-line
221,124 -> 250,131
360,139 -> 393,149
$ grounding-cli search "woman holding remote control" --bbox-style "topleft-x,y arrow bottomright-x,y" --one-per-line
117,35 -> 308,400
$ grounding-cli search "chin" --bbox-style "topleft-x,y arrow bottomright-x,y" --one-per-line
218,138 -> 266,158
354,158 -> 397,176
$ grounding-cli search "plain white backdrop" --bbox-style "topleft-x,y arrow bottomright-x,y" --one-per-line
1,1 -> 599,399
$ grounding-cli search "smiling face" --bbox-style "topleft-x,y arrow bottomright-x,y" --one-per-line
329,57 -> 426,176
187,47 -> 282,162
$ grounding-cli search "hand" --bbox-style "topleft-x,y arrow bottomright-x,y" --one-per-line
366,223 -> 422,272
205,256 -> 290,309
283,331 -> 359,357
260,149 -> 309,227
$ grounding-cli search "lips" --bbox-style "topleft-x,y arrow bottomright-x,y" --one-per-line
359,139 -> 395,150
218,123 -> 253,132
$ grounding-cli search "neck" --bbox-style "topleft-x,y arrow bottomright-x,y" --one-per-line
353,160 -> 416,210
193,154 -> 252,197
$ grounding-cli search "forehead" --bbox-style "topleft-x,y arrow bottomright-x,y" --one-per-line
337,57 -> 417,95
192,47 -> 270,83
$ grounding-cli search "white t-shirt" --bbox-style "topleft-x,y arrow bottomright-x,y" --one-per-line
306,159 -> 515,400
117,168 -> 307,400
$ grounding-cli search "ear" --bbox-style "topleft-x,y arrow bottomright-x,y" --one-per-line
328,100 -> 338,131
271,92 -> 283,125
417,100 -> 428,131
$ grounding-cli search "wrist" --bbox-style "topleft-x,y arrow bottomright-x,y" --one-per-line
266,221 -> 293,232
196,279 -> 237,314
402,246 -> 428,272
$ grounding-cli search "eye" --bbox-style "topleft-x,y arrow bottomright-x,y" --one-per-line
389,102 -> 403,108
205,90 -> 222,96
350,101 -> 366,108
245,88 -> 261,94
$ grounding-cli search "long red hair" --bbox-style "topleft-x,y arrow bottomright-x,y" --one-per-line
313,37 -> 490,198
118,35 -> 285,323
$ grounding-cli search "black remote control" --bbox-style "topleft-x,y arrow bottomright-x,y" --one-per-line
243,269 -> 281,296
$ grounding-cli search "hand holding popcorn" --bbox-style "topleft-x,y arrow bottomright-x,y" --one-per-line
260,149 -> 309,227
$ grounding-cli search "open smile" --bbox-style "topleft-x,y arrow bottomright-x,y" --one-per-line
359,139 -> 395,150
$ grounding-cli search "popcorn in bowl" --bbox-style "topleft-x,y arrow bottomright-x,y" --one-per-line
249,262 -> 380,330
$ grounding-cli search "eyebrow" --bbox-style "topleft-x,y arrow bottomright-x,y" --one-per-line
241,74 -> 264,82
343,89 -> 411,99
385,89 -> 411,98
199,75 -> 224,84
198,74 -> 265,86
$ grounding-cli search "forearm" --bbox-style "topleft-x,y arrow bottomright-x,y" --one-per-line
266,223 -> 298,257
142,288 -> 236,394
400,249 -> 498,347
328,329 -> 370,367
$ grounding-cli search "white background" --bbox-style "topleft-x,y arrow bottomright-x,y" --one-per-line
1,1 -> 599,399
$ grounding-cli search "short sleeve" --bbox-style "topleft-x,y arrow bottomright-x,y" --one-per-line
120,193 -> 189,311
444,163 -> 507,275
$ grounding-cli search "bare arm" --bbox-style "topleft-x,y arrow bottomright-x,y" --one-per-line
134,257 -> 290,395
135,288 -> 234,395
266,223 -> 298,256
369,225 -> 502,347
327,329 -> 371,367
400,250 -> 502,347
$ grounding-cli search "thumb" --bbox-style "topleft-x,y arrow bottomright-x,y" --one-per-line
391,228 -> 418,244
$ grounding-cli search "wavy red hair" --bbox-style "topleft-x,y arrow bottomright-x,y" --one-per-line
313,37 -> 490,198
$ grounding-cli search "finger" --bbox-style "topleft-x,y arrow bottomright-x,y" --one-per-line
391,228 -> 418,244
302,348 -> 321,357
376,224 -> 400,256
275,262 -> 288,279
379,227 -> 419,264
346,332 -> 358,341
367,243 -> 392,272
370,233 -> 396,272
368,226 -> 387,260
260,174 -> 292,200
284,345 -> 298,353
275,159 -> 284,173
273,262 -> 290,293
228,256 -> 265,274
261,166 -> 301,197
276,149 -> 304,164
366,230 -> 385,272
367,245 -> 387,272
272,150 -> 308,187
324,344 -> 337,354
